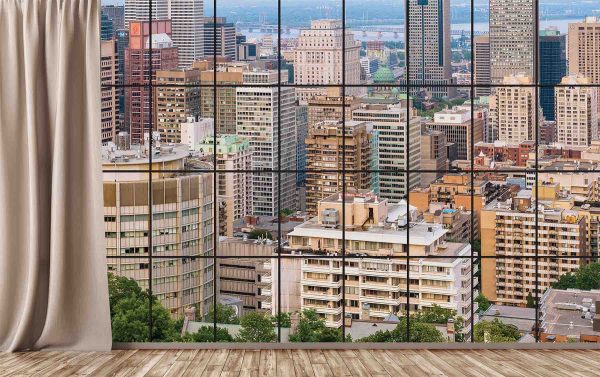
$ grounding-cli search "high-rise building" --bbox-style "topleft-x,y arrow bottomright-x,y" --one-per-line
406,0 -> 455,98
424,107 -> 484,161
489,0 -> 534,84
202,17 -> 236,60
490,75 -> 537,143
197,135 -> 252,225
306,87 -> 360,127
194,60 -> 245,135
294,20 -> 363,101
115,29 -> 129,133
101,5 -> 125,32
124,0 -> 168,27
568,17 -> 600,110
555,75 -> 598,147
539,28 -> 567,122
155,68 -> 201,143
352,102 -> 421,202
481,183 -> 588,306
473,34 -> 491,97
287,191 -> 476,332
102,143 -> 214,318
101,40 -> 119,144
101,13 -> 114,41
304,121 -> 373,215
296,104 -> 308,187
236,70 -> 297,216
420,129 -> 448,188
124,20 -> 178,144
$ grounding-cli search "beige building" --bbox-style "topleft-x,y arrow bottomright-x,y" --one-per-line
489,0 -> 534,84
286,191 -> 476,334
305,121 -> 373,215
306,87 -> 360,127
294,19 -> 363,101
490,75 -> 537,143
102,143 -> 214,317
568,17 -> 600,109
420,129 -> 448,188
424,107 -> 483,161
481,183 -> 588,307
101,40 -> 118,144
555,75 -> 598,147
155,68 -> 201,143
473,34 -> 491,97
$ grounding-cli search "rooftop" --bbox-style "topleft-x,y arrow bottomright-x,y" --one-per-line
541,288 -> 600,340
481,305 -> 536,334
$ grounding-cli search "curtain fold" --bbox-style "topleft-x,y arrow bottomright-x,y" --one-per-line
0,0 -> 112,351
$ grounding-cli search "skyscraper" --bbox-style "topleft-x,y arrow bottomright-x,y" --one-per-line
473,34 -> 491,97
101,13 -> 114,41
124,0 -> 168,27
489,0 -> 534,84
406,0 -> 455,98
294,20 -> 363,101
124,20 -> 178,144
491,75 -> 537,143
568,17 -> 600,109
539,28 -> 566,121
101,40 -> 119,144
236,71 -> 297,216
555,75 -> 598,147
203,17 -> 236,60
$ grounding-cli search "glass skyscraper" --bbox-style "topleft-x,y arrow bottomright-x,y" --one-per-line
539,28 -> 567,121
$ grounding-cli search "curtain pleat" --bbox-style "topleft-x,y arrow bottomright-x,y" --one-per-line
0,0 -> 112,351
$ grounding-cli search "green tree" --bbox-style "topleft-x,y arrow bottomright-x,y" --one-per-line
475,293 -> 491,313
412,305 -> 465,342
272,312 -> 291,328
473,319 -> 521,343
280,208 -> 294,217
358,317 -> 445,343
247,229 -> 274,240
237,312 -> 277,342
108,273 -> 178,342
552,272 -> 578,289
182,326 -> 233,342
288,309 -> 343,342
526,292 -> 536,308
552,262 -> 600,290
204,303 -> 240,324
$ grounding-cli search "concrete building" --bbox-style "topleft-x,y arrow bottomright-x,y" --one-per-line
197,135 -> 252,225
489,0 -> 534,84
124,0 -> 168,28
203,17 -> 236,60
352,102 -> 422,201
406,0 -> 455,98
305,121 -> 373,215
540,288 -> 600,343
555,75 -> 598,147
490,75 -> 537,144
101,40 -> 119,144
236,70 -> 297,216
568,17 -> 600,109
420,130 -> 448,188
422,203 -> 472,242
481,184 -> 588,307
539,28 -> 567,122
124,20 -> 178,144
155,68 -> 201,143
424,107 -> 484,161
306,87 -> 360,127
180,117 -> 214,150
473,34 -> 491,97
101,4 -> 125,32
296,104 -> 308,187
102,142 -> 214,318
294,20 -> 363,101
286,190 -> 476,333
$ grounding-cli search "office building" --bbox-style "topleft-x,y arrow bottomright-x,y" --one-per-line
203,17 -> 236,60
420,129 -> 448,188
101,4 -> 125,32
180,117 -> 214,150
406,0 -> 455,98
101,13 -> 114,41
294,20 -> 363,101
306,87 -> 360,127
568,17 -> 600,97
102,143 -> 214,318
489,0 -> 534,84
287,191 -> 476,333
101,40 -> 119,144
304,120 -> 373,215
236,70 -> 297,216
124,0 -> 168,27
169,0 -> 204,68
296,104 -> 308,187
155,69 -> 201,143
124,20 -> 178,144
473,35 -> 491,97
424,107 -> 484,161
539,28 -> 567,121
555,75 -> 598,147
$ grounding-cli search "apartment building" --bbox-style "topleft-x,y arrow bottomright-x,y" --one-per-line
481,183 -> 588,307
424,107 -> 483,161
555,75 -> 598,147
306,87 -> 360,127
490,75 -> 537,144
155,68 -> 201,143
102,143 -> 214,318
568,17 -> 600,109
286,191 -> 476,334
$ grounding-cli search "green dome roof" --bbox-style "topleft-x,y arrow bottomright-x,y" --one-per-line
373,66 -> 395,84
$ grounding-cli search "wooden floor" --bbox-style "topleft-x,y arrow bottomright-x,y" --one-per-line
1,349 -> 600,377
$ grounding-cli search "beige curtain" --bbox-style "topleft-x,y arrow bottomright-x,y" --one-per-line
0,0 -> 112,351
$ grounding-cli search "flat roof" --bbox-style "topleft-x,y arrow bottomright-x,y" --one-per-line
102,143 -> 190,165
541,288 -> 600,338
